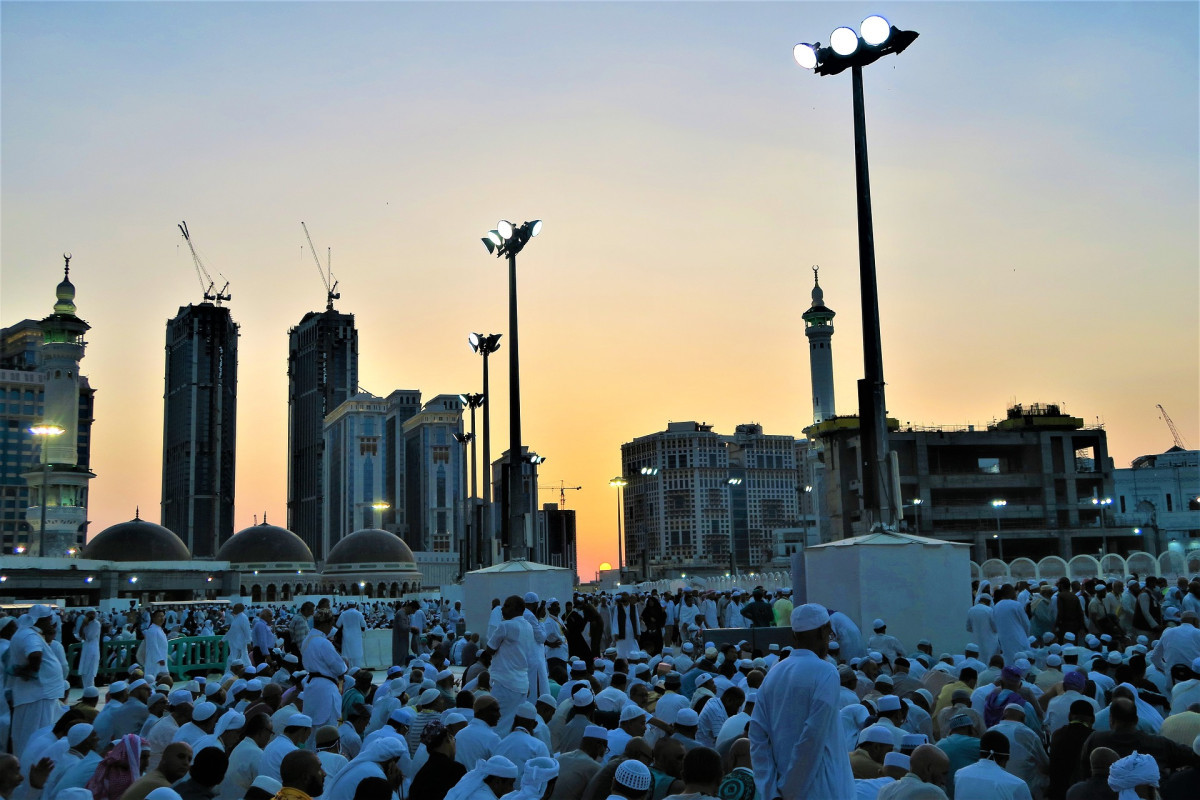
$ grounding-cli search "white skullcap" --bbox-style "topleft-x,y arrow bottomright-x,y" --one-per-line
515,702 -> 537,720
67,723 -> 94,747
675,708 -> 699,727
445,712 -> 467,726
145,790 -> 183,800
523,592 -> 539,603
230,679 -> 247,696
790,603 -> 829,632
168,688 -> 192,706
250,776 -> 282,793
192,702 -> 217,721
620,704 -> 645,723
537,693 -> 556,706
873,618 -> 886,630
615,759 -> 653,791
483,755 -> 519,778
82,686 -> 100,699
572,689 -> 595,707
417,688 -> 441,706
1047,654 -> 1063,667
29,604 -> 53,620
245,679 -> 263,691
204,683 -> 222,697
109,681 -> 129,694
127,679 -> 148,691
215,711 -> 246,736
875,674 -> 893,686
859,725 -> 895,746
1107,751 -> 1159,799
877,696 -> 902,712
583,724 -> 608,741
884,752 -> 910,769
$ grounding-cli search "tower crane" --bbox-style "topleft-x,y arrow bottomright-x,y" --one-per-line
301,221 -> 340,311
178,221 -> 231,304
539,481 -> 582,509
1156,404 -> 1189,449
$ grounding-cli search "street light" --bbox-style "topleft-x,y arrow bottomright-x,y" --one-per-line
1091,496 -> 1113,556
793,16 -> 918,532
990,499 -> 1007,561
469,334 -> 501,565
370,502 -> 390,530
902,498 -> 923,535
610,476 -> 628,572
481,218 -> 542,560
29,424 -> 65,557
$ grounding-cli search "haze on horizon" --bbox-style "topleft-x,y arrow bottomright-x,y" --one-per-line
2,2 -> 1197,579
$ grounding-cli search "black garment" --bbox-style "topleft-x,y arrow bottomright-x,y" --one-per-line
409,750 -> 468,800
1162,766 -> 1200,800
566,608 -> 592,662
641,603 -> 666,655
173,778 -> 219,800
741,600 -> 775,628
1048,721 -> 1094,800
1079,729 -> 1200,779
1063,776 -> 1117,800
1056,593 -> 1086,640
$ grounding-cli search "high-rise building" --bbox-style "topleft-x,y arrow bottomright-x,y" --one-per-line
382,389 -> 422,535
322,392 -> 389,557
537,502 -> 578,575
3,259 -> 96,556
620,421 -> 801,578
287,308 -> 358,558
803,267 -> 836,424
403,395 -> 466,554
161,301 -> 238,557
1112,447 -> 1199,558
491,446 -> 543,563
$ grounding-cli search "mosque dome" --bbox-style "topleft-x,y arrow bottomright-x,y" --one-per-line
54,256 -> 77,315
217,522 -> 315,567
324,528 -> 416,571
83,516 -> 191,562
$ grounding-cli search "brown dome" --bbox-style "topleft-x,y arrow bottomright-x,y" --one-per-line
84,518 -> 191,561
217,523 -> 315,566
325,528 -> 416,569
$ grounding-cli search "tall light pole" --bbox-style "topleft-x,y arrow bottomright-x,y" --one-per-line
609,476 -> 628,573
794,17 -> 918,532
469,333 -> 501,565
991,499 -> 1007,561
29,424 -> 65,557
640,466 -> 659,581
370,501 -> 390,530
481,219 -> 542,560
1091,496 -> 1113,557
452,431 -> 474,575
726,476 -> 744,576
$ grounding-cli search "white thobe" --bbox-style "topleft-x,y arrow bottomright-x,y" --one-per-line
715,711 -> 752,753
146,714 -> 181,769
220,737 -> 264,800
492,728 -> 550,777
144,623 -> 169,676
993,599 -> 1030,667
338,608 -> 367,668
487,618 -> 532,734
522,609 -> 549,699
612,604 -> 639,661
953,757 -> 1032,800
876,774 -> 949,799
990,719 -> 1048,799
78,620 -> 101,690
172,720 -> 210,748
224,612 -> 252,663
697,696 -> 728,748
830,612 -> 866,660
966,604 -> 998,663
260,735 -> 298,780
749,648 -> 854,800
9,626 -> 60,759
454,718 -> 501,768
302,628 -> 348,729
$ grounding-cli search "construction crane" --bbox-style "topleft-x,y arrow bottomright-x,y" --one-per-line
1157,404 -> 1189,449
178,221 -> 231,305
539,481 -> 582,509
301,221 -> 340,311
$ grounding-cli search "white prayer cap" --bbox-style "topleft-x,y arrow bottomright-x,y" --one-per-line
245,679 -> 263,692
947,714 -> 974,731
187,680 -> 202,693
681,642 -> 694,653
828,641 -> 841,652
127,679 -> 148,691
230,679 -> 247,696
1064,632 -> 1076,642
58,790 -> 92,800
523,591 -> 539,603
430,626 -> 446,637
283,653 -> 300,665
145,790 -> 183,800
109,681 -> 129,694
250,777 -> 282,793
884,752 -> 910,770
868,651 -> 884,663
875,674 -> 893,686
286,714 -> 313,728
483,755 -> 520,779
964,643 -> 979,654
515,702 -> 538,720
901,733 -> 928,747
859,725 -> 895,746
694,673 -> 713,687
583,724 -> 608,741
1049,643 -> 1062,654
445,713 -> 467,726
620,704 -> 645,722
436,669 -> 454,682
1107,752 -> 1159,795
768,643 -> 780,652
877,696 -> 902,712
204,683 -> 222,697
790,603 -> 829,633
615,759 -> 653,792
29,604 -> 53,620
417,688 -> 441,706
572,689 -> 595,707
168,689 -> 192,706
82,686 -> 99,699
537,693 -> 556,707
192,702 -> 217,721
1047,654 -> 1063,667
215,711 -> 246,736
67,723 -> 94,747
872,618 -> 886,630
1136,635 -> 1148,644
570,660 -> 587,672
674,708 -> 699,727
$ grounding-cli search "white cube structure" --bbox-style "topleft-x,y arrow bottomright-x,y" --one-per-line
462,560 -> 575,636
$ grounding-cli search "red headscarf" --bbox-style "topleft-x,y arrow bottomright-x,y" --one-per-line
86,733 -> 146,800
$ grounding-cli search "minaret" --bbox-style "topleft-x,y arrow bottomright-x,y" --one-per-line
24,255 -> 95,556
803,266 -> 836,424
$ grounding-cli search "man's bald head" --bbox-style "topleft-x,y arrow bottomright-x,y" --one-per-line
910,744 -> 950,786
1090,747 -> 1120,777
728,738 -> 752,771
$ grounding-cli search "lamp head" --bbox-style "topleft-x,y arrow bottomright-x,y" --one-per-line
497,220 -> 514,240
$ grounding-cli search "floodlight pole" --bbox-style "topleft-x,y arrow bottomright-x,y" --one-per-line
850,63 -> 892,533
507,250 -> 527,561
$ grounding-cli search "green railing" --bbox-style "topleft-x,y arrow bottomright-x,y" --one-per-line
65,636 -> 230,681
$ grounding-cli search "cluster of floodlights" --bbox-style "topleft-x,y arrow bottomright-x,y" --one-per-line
793,15 -> 918,76
481,219 -> 542,257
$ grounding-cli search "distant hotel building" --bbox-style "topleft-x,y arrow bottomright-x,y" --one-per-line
620,421 -> 801,579
0,260 -> 95,555
1113,446 -> 1200,559
161,302 -> 238,557
287,307 -> 358,559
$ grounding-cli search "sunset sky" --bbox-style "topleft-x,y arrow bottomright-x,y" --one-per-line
2,2 -> 1197,579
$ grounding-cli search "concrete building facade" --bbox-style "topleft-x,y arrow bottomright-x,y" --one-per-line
322,392 -> 390,559
403,394 -> 466,555
161,301 -> 238,557
1113,446 -> 1200,559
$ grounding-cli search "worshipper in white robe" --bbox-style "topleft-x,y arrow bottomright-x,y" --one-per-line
172,701 -> 218,748
965,601 -> 999,664
612,595 -> 641,662
41,723 -> 100,798
499,756 -> 559,800
988,706 -> 1048,800
749,604 -> 855,800
486,597 -> 534,735
9,607 -> 62,758
219,711 -> 271,800
147,689 -> 193,770
144,611 -> 170,677
446,754 -> 520,800
522,594 -> 550,700
260,713 -> 312,781
830,610 -> 867,661
338,605 -> 368,669
223,604 -> 253,665
868,620 -> 908,664
323,737 -> 408,800
993,587 -> 1031,667
952,730 -> 1031,800
192,711 -> 245,754
1106,751 -> 1161,800
78,611 -> 102,691
302,609 -> 349,732
492,704 -> 551,778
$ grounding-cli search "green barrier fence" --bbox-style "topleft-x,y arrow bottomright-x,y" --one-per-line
65,636 -> 230,681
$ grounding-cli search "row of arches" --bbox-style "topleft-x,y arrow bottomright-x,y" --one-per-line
247,580 -> 422,603
972,550 -> 1200,582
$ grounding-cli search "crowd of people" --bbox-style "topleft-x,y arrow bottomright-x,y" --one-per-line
0,576 -> 1198,799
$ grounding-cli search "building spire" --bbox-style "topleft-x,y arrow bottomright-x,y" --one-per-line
135,506 -> 140,520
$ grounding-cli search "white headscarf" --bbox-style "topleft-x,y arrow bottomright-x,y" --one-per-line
1107,751 -> 1159,800
1116,683 -> 1165,731
500,756 -> 559,800
324,737 -> 407,800
446,756 -> 520,800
